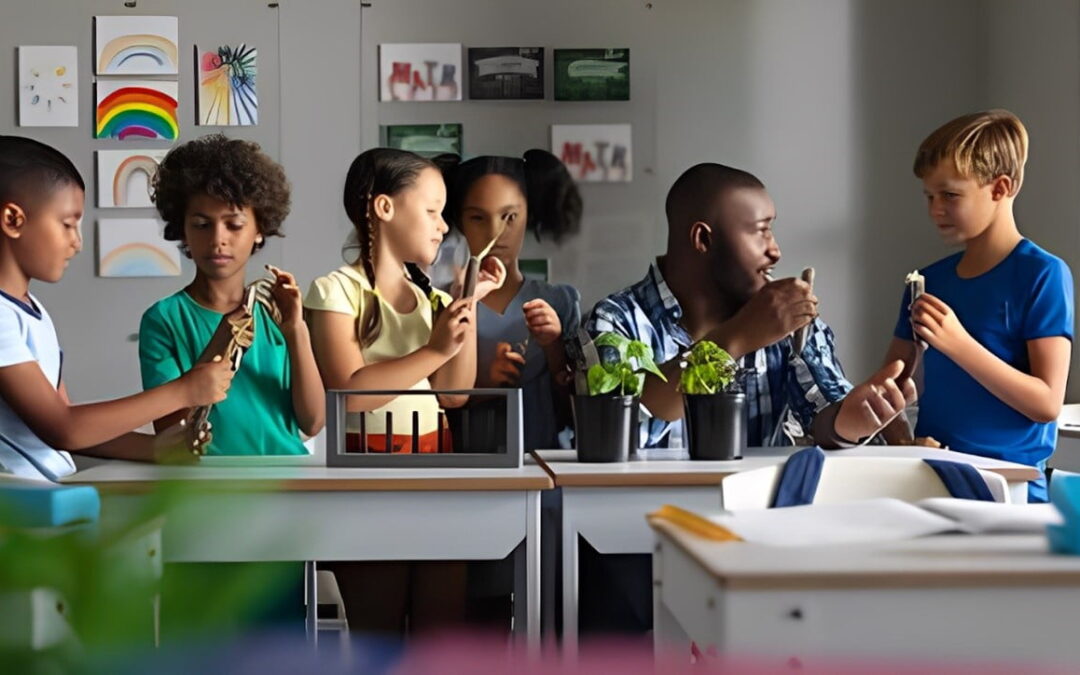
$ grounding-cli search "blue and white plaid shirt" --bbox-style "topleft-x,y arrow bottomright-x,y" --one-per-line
585,263 -> 853,448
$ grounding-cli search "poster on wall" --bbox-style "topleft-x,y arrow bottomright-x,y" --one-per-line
95,15 -> 179,76
551,124 -> 632,183
381,124 -> 462,156
96,150 -> 169,208
379,43 -> 462,102
95,80 -> 179,141
18,46 -> 79,127
467,47 -> 544,100
197,44 -> 258,126
553,48 -> 630,101
97,219 -> 181,278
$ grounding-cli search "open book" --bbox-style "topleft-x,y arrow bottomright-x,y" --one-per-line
649,498 -> 1063,547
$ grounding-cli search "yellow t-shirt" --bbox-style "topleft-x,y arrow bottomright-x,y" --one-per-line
304,265 -> 452,450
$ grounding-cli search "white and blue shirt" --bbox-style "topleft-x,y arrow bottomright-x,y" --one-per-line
0,290 -> 74,481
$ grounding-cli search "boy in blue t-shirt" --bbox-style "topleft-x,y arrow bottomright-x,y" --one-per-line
886,110 -> 1074,502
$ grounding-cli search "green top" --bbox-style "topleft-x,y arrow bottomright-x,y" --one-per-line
138,290 -> 307,456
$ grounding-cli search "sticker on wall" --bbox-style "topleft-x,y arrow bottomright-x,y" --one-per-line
379,43 -> 462,102
467,47 -> 544,100
18,46 -> 78,127
95,15 -> 179,76
381,124 -> 462,156
553,48 -> 630,101
97,219 -> 181,278
197,44 -> 258,126
96,150 -> 168,208
95,80 -> 178,141
551,124 -> 632,183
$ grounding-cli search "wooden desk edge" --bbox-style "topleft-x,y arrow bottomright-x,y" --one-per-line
554,472 -> 733,487
529,450 -> 558,481
66,475 -> 554,494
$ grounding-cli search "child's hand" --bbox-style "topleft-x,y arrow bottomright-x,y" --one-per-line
474,256 -> 507,300
833,360 -> 917,442
181,355 -> 235,407
152,418 -> 211,463
488,342 -> 526,386
266,264 -> 304,332
911,294 -> 973,358
523,299 -> 562,347
428,298 -> 472,359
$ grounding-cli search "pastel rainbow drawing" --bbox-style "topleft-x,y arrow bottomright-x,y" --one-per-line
98,34 -> 178,74
113,155 -> 158,206
100,242 -> 181,277
96,84 -> 178,140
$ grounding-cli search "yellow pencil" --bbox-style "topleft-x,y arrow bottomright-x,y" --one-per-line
648,504 -> 743,542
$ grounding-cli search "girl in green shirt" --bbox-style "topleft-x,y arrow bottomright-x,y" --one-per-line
139,134 -> 324,455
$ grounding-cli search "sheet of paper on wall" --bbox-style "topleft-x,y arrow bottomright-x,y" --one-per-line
97,219 -> 181,278
554,48 -> 629,101
197,44 -> 258,126
18,46 -> 79,127
551,124 -> 632,183
379,43 -> 462,102
95,15 -> 179,76
381,124 -> 463,156
468,47 -> 544,100
96,150 -> 169,208
95,80 -> 179,141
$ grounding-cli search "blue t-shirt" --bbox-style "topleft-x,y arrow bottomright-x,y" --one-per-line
894,239 -> 1074,500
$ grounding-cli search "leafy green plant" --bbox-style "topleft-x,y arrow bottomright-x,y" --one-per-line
586,332 -> 666,397
678,340 -> 739,395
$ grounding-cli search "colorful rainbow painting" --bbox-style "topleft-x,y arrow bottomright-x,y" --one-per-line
95,16 -> 178,75
96,150 -> 168,208
197,44 -> 258,126
98,219 -> 181,278
95,80 -> 178,141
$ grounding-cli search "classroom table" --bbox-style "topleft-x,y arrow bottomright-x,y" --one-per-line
1051,421 -> 1080,473
532,445 -> 1041,658
651,521 -> 1080,668
62,462 -> 553,651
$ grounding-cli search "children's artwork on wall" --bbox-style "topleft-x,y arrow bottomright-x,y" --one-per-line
17,46 -> 78,127
197,44 -> 258,126
95,15 -> 179,76
520,258 -> 549,282
381,124 -> 463,156
467,47 -> 544,100
551,124 -> 632,183
97,219 -> 181,278
96,150 -> 169,208
95,80 -> 179,141
379,43 -> 462,102
553,48 -> 630,101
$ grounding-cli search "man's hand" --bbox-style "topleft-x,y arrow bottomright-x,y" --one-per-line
834,359 -> 917,443
713,277 -> 817,357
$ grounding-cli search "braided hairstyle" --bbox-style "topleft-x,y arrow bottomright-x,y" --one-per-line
440,149 -> 582,243
342,148 -> 439,348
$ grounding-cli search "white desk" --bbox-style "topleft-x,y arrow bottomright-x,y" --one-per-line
63,462 -> 552,651
533,445 -> 1040,658
651,522 -> 1080,667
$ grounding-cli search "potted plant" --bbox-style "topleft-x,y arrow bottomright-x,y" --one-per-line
569,331 -> 666,463
679,340 -> 746,460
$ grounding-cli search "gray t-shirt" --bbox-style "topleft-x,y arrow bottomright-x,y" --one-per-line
477,278 -> 580,450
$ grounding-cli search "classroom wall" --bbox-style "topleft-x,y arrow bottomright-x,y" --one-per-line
3,0 -> 1077,405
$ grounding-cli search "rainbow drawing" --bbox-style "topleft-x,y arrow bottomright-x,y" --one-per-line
95,16 -> 178,75
98,219 -> 181,278
95,80 -> 178,141
96,150 -> 167,208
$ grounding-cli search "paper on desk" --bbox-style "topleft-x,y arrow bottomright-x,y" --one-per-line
707,498 -> 960,546
916,498 -> 1063,534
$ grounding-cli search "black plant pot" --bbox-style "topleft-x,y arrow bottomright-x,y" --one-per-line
572,394 -> 638,463
683,392 -> 746,460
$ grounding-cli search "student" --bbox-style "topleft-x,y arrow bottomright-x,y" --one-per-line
887,110 -> 1073,502
582,162 -> 914,634
0,135 -> 232,480
139,134 -> 324,455
442,150 -> 582,451
304,147 -> 504,635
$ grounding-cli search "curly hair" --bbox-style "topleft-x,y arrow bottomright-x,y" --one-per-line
152,134 -> 291,251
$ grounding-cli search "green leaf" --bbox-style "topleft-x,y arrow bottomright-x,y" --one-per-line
616,363 -> 644,397
587,363 -> 620,396
678,340 -> 737,393
594,332 -> 630,358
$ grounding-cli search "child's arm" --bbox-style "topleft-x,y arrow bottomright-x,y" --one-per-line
307,299 -> 472,411
913,294 -> 1070,422
0,359 -> 232,452
267,266 -> 325,436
